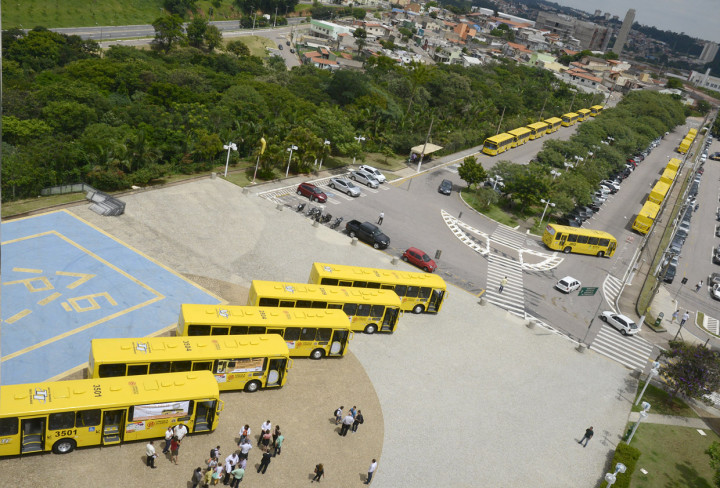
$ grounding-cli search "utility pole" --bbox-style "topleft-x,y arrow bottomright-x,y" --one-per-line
538,96 -> 548,121
417,116 -> 434,173
496,107 -> 505,135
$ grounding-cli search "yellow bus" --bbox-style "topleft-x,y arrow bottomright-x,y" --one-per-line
544,117 -> 562,133
576,108 -> 591,121
542,224 -> 617,257
482,133 -> 515,156
508,127 -> 532,147
632,201 -> 660,235
561,112 -> 579,127
666,158 -> 681,172
648,181 -> 670,205
308,262 -> 447,315
177,304 -> 353,360
247,280 -> 402,334
0,371 -> 222,456
526,122 -> 549,140
89,335 -> 290,393
590,105 -> 604,116
659,168 -> 676,186
677,138 -> 691,154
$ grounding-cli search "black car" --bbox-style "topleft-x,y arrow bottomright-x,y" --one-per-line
716,226 -> 720,238
438,179 -> 453,195
587,202 -> 601,212
713,246 -> 720,265
557,217 -> 582,227
345,220 -> 390,249
663,262 -> 677,283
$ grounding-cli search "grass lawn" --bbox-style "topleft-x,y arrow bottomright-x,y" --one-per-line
629,423 -> 718,488
1,193 -> 87,218
631,381 -> 699,418
460,189 -> 519,227
230,35 -> 275,57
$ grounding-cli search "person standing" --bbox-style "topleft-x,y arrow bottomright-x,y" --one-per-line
334,406 -> 344,425
274,433 -> 284,457
238,425 -> 251,445
238,439 -> 252,460
681,311 -> 690,327
340,413 -> 354,436
146,440 -> 158,468
203,467 -> 214,488
578,426 -> 594,447
671,309 -> 679,323
377,212 -> 384,225
257,448 -> 272,474
162,426 -> 174,454
230,466 -> 244,488
696,281 -> 704,292
272,425 -> 281,447
210,445 -> 221,461
259,420 -> 271,446
223,452 -> 238,485
170,436 -> 180,464
192,467 -> 204,488
352,410 -> 364,433
349,406 -> 357,418
365,459 -> 377,484
174,423 -> 188,443
312,463 -> 325,483
499,276 -> 508,293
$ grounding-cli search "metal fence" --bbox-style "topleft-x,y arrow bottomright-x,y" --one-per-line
40,183 -> 96,196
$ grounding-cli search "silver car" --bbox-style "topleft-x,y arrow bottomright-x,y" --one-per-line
349,170 -> 379,188
329,177 -> 361,197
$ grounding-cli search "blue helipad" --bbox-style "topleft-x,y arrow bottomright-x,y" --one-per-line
1,210 -> 221,385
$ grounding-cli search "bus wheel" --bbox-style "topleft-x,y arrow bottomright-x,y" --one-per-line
563,247 -> 571,254
52,439 -> 76,454
364,324 -> 377,334
412,304 -> 425,314
310,348 -> 325,360
244,380 -> 261,393
597,251 -> 605,257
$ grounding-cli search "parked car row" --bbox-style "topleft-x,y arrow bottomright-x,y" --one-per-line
663,171 -> 705,284
296,165 -> 388,204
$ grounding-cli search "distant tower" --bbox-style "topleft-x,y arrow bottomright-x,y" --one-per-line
612,8 -> 635,55
699,42 -> 719,63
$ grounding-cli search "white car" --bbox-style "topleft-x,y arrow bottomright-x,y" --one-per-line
600,311 -> 639,336
358,164 -> 386,183
712,283 -> 720,301
329,177 -> 361,197
349,169 -> 379,188
555,276 -> 581,293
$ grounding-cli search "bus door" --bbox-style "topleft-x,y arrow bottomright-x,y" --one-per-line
329,330 -> 350,356
381,308 -> 399,332
20,418 -> 45,454
265,358 -> 288,388
558,233 -> 567,248
193,400 -> 217,432
427,289 -> 445,313
101,410 -> 125,445
608,241 -> 617,256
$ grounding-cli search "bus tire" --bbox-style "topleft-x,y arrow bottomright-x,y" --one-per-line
52,439 -> 76,454
563,247 -> 571,254
244,380 -> 261,393
310,348 -> 325,360
364,324 -> 377,334
412,304 -> 425,314
597,251 -> 605,257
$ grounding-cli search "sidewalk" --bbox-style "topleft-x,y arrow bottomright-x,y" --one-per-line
628,412 -> 710,429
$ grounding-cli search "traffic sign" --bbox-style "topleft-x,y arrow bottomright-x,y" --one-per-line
578,287 -> 598,296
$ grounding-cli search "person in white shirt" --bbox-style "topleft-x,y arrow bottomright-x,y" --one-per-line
340,414 -> 354,436
365,459 -> 378,484
145,441 -> 157,468
223,453 -> 238,485
259,420 -> 271,446
238,424 -> 251,445
162,426 -> 173,454
239,440 -> 253,460
174,423 -> 188,442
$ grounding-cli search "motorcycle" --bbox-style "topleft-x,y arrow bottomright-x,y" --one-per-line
296,202 -> 306,212
306,206 -> 319,217
330,217 -> 344,229
321,213 -> 332,224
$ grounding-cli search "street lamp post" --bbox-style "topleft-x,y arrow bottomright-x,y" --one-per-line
492,175 -> 503,190
223,142 -> 237,177
550,169 -> 561,180
539,198 -> 555,224
635,362 -> 660,406
563,161 -> 574,170
604,463 -> 627,487
627,402 -> 651,444
318,140 -> 331,172
286,145 -> 298,178
352,136 -> 365,166
573,155 -> 584,167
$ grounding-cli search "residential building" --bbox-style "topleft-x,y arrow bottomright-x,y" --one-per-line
534,12 -> 610,51
689,69 -> 720,91
310,20 -> 354,41
611,9 -> 635,55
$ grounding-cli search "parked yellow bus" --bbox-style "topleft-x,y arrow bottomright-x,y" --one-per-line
648,181 -> 670,205
542,224 -> 617,257
89,335 -> 290,393
659,168 -> 676,186
177,304 -> 352,360
507,127 -> 532,147
561,112 -> 580,127
590,105 -> 604,116
0,371 -> 222,456
308,262 -> 446,315
576,108 -> 591,121
666,158 -> 681,172
482,133 -> 515,156
632,201 -> 660,235
526,122 -> 549,140
247,280 -> 402,334
544,117 -> 562,133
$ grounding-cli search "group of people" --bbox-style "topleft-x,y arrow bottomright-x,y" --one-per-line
146,423 -> 189,469
334,405 -> 364,436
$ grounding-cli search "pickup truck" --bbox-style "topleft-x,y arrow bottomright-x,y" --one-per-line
345,220 -> 390,249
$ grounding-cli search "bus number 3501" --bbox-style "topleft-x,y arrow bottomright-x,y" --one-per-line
54,429 -> 78,437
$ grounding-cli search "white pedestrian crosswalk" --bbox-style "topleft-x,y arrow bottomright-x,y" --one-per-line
601,274 -> 624,313
590,325 -> 655,371
441,210 -> 489,255
705,316 -> 720,335
483,254 -> 525,317
491,223 -> 530,250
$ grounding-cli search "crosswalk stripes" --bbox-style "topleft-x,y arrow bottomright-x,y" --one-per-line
483,254 -> 525,317
589,325 -> 654,371
518,249 -> 564,271
601,274 -> 624,313
491,224 -> 529,250
441,210 -> 489,255
705,316 -> 720,335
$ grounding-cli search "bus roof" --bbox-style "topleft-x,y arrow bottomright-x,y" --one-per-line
250,280 -> 402,306
562,112 -> 579,118
91,334 -> 289,363
666,158 -> 681,171
544,117 -> 562,124
0,371 -> 220,417
484,133 -> 515,144
590,105 -> 604,110
650,181 -> 670,196
577,108 -> 591,114
545,223 -> 616,240
637,201 -> 660,219
527,122 -> 548,130
660,168 -> 676,180
508,127 -> 531,137
181,305 -> 350,328
311,262 -> 446,289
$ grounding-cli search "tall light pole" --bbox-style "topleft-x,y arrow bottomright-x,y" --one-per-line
604,463 -> 627,487
352,136 -> 365,166
550,169 -> 561,181
540,198 -> 555,224
286,145 -> 298,177
627,402 -> 651,444
274,6 -> 278,27
635,362 -> 660,406
563,161 -> 574,170
318,140 -> 331,171
223,142 -> 237,177
573,155 -> 584,167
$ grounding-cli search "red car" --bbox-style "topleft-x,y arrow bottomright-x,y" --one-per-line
297,182 -> 327,203
402,247 -> 437,272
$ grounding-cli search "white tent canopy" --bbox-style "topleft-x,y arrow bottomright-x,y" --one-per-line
410,143 -> 443,155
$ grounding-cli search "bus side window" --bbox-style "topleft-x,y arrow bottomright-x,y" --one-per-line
339,281 -> 352,287
230,326 -> 249,335
327,303 -> 342,310
320,278 -> 338,286
0,418 -> 18,436
171,361 -> 192,372
343,303 -> 358,316
248,326 -> 266,335
259,298 -> 279,307
311,301 -> 327,309
366,282 -> 381,289
76,409 -> 101,427
598,239 -> 610,247
567,234 -> 578,243
149,362 -> 171,374
406,286 -> 419,298
284,327 -> 301,341
300,328 -> 316,341
49,412 -> 75,430
127,364 -> 149,376
279,301 -> 294,307
588,237 -> 599,246
99,363 -> 126,378
316,328 -> 332,342
215,361 -> 227,374
296,300 -> 312,308
356,304 -> 371,316
418,287 -> 431,299
192,361 -> 213,372
555,233 -> 563,241
188,325 -> 210,336
394,285 -> 407,297
380,285 -> 394,290
353,281 -> 367,288
370,305 -> 385,317
577,235 -> 589,244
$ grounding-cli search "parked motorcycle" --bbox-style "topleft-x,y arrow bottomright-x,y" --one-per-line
296,202 -> 306,212
321,213 -> 332,224
330,217 -> 344,229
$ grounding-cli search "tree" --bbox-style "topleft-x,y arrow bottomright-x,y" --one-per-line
706,442 -> 720,488
151,15 -> 186,53
457,156 -> 487,188
204,25 -> 223,52
696,99 -> 711,115
164,0 -> 198,17
226,39 -> 250,57
661,340 -> 720,401
666,77 -> 684,90
186,17 -> 208,48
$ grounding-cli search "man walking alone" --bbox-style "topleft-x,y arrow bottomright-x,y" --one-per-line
578,426 -> 594,447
